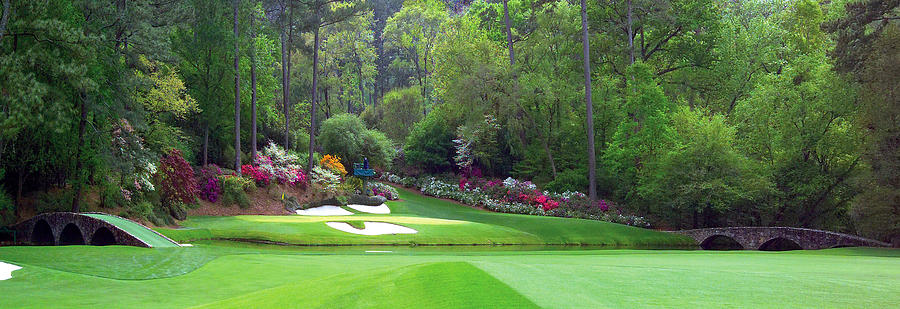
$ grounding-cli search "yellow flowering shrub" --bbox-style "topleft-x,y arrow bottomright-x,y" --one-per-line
319,154 -> 347,175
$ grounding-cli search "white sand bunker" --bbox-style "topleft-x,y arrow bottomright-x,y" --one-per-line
296,206 -> 354,216
0,262 -> 22,281
346,204 -> 390,214
325,222 -> 417,235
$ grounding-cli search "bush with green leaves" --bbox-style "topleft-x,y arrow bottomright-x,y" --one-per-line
311,166 -> 342,195
544,168 -> 589,193
367,182 -> 399,200
0,188 -> 14,227
318,114 -> 396,169
404,107 -> 457,173
361,87 -> 424,143
218,176 -> 255,209
35,190 -> 75,214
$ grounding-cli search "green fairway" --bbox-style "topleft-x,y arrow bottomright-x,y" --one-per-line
3,189 -> 895,308
83,213 -> 181,248
0,243 -> 897,308
159,187 -> 693,248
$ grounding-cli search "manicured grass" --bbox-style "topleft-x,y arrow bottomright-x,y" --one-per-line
158,186 -> 693,247
4,187 -> 892,308
0,243 -> 897,308
194,262 -> 540,308
83,213 -> 180,248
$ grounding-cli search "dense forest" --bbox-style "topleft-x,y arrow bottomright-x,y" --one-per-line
0,0 -> 896,242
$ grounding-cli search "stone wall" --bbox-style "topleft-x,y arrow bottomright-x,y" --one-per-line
673,227 -> 890,250
15,212 -> 154,248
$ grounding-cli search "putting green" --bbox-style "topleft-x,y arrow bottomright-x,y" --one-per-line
159,187 -> 694,247
83,213 -> 180,248
0,244 -> 897,308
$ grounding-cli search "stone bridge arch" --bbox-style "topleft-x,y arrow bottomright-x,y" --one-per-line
673,227 -> 889,250
14,212 -> 179,248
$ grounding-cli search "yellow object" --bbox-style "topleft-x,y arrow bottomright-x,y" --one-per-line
320,154 -> 348,175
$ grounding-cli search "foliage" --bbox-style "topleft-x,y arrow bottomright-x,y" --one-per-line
35,190 -> 76,214
381,172 -> 649,227
318,114 -> 396,168
404,106 -> 458,172
197,165 -> 224,203
544,168 -> 588,193
320,154 -> 348,175
453,114 -> 501,173
258,143 -> 307,187
368,182 -> 399,200
311,166 -> 343,194
0,188 -> 14,227
218,176 -> 255,209
156,150 -> 198,206
241,164 -> 271,187
362,87 -> 423,143
133,55 -> 200,119
603,63 -> 675,199
638,107 -> 773,228
846,23 -> 900,243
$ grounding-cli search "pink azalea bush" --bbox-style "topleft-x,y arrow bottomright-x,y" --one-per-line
380,172 -> 649,227
244,143 -> 308,188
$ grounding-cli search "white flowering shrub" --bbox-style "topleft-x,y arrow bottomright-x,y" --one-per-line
311,166 -> 341,194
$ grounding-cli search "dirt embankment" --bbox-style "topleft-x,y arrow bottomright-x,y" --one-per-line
188,184 -> 310,216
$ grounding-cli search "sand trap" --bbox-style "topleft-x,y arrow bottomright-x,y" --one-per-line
365,250 -> 393,253
325,222 -> 417,235
179,244 -> 194,247
296,206 -> 354,216
0,262 -> 22,281
346,204 -> 390,214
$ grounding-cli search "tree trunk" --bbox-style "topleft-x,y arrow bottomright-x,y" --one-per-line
580,0 -> 598,202
250,10 -> 258,161
308,11 -> 321,172
202,124 -> 209,166
503,0 -> 514,66
0,0 -> 10,41
233,0 -> 241,173
71,92 -> 89,213
627,0 -> 634,65
280,2 -> 290,149
357,58 -> 364,114
286,1 -> 294,149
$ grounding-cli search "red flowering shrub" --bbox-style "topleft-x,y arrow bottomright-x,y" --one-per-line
157,149 -> 197,205
241,164 -> 271,186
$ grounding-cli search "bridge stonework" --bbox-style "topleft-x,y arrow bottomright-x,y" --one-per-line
15,212 -> 156,247
672,227 -> 890,250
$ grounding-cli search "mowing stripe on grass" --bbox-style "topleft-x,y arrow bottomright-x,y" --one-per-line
191,262 -> 539,309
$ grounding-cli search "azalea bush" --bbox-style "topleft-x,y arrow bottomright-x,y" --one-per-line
311,166 -> 342,194
197,165 -> 223,202
241,164 -> 271,186
320,154 -> 347,175
257,142 -> 307,187
368,182 -> 399,200
380,172 -> 650,227
157,149 -> 197,206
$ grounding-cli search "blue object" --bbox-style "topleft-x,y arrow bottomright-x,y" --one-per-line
354,168 -> 375,177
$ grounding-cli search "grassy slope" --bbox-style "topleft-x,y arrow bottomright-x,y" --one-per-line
0,244 -> 897,308
83,213 -> 180,248
160,186 -> 693,247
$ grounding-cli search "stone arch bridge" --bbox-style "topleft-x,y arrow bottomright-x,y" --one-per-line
672,227 -> 890,250
14,212 -> 181,248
